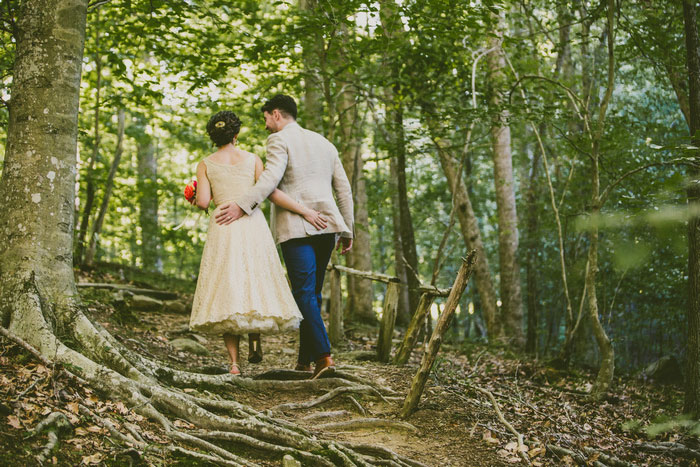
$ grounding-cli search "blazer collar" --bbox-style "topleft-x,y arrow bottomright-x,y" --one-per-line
280,121 -> 301,132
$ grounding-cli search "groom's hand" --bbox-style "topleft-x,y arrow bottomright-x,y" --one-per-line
215,202 -> 244,225
336,237 -> 353,255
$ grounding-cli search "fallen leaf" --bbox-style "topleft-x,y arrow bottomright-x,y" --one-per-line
81,453 -> 103,465
173,419 -> 194,429
126,413 -> 144,422
114,402 -> 129,415
7,415 -> 21,429
86,425 -> 103,433
67,402 -> 79,414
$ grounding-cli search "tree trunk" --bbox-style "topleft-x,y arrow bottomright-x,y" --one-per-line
75,10 -> 100,265
523,142 -> 541,355
0,0 -> 87,340
429,132 -> 500,341
380,0 -> 420,326
136,133 -> 162,272
486,16 -> 525,348
299,0 -> 324,133
683,0 -> 700,417
85,108 -> 125,266
588,0 -> 616,399
334,27 -> 374,324
390,157 -> 410,321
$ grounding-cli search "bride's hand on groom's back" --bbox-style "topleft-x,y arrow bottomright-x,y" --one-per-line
215,202 -> 245,225
302,209 -> 328,231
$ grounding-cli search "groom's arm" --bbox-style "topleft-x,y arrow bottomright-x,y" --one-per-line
215,134 -> 288,225
331,148 -> 354,238
237,133 -> 289,215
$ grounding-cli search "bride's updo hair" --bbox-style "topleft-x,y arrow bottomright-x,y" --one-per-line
206,111 -> 242,147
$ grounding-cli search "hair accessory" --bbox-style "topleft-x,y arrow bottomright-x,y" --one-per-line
215,121 -> 226,128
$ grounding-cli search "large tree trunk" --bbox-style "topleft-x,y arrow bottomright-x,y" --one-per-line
486,16 -> 525,347
683,0 -> 700,418
136,133 -> 162,272
85,108 -> 125,266
380,0 -> 420,326
0,0 -> 87,333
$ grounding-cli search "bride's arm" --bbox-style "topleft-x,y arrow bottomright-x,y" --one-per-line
254,155 -> 327,231
195,161 -> 212,210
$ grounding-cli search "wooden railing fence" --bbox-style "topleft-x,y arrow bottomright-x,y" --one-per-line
327,259 -> 458,364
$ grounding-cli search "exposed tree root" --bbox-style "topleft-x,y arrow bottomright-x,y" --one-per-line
347,395 -> 367,415
340,441 -> 430,467
2,300 -> 424,466
197,430 -> 336,466
33,412 -> 73,464
273,384 -> 387,411
636,441 -> 700,461
582,447 -> 636,467
472,385 -> 530,465
303,410 -> 352,420
317,417 -> 420,434
548,444 -> 588,464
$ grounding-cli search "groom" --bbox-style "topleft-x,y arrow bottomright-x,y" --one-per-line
215,94 -> 354,379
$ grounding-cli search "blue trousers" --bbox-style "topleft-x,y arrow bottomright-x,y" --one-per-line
280,233 -> 336,365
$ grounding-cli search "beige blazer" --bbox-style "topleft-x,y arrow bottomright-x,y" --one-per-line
235,122 -> 354,244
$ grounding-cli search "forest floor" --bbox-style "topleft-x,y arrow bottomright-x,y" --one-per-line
0,264 -> 696,466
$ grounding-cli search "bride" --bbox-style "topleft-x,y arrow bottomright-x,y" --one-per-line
188,110 -> 326,375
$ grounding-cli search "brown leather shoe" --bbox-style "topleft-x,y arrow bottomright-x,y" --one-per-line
295,363 -> 312,372
311,356 -> 336,380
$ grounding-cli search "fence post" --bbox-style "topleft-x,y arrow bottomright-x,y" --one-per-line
394,292 -> 435,365
329,267 -> 343,346
401,251 -> 476,417
377,281 -> 400,362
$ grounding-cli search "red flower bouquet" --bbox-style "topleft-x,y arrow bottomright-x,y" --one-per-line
184,180 -> 197,204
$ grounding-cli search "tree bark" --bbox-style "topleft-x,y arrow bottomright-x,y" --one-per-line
588,0 -> 616,399
85,108 -> 125,266
390,157 -> 410,323
486,15 -> 525,348
299,0 -> 324,133
136,132 -> 162,273
0,0 -> 87,337
523,142 -> 541,355
428,133 -> 500,341
335,27 -> 374,324
683,0 -> 700,417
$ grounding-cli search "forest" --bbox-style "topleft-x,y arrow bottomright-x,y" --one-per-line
0,0 -> 699,465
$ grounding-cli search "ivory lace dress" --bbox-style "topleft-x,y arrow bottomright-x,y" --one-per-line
189,153 -> 302,335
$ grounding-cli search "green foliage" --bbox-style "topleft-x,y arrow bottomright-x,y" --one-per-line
0,0 -> 693,372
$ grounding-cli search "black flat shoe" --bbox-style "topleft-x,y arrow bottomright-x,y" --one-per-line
248,334 -> 263,363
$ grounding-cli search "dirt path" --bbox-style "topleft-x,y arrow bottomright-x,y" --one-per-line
92,300 -> 511,466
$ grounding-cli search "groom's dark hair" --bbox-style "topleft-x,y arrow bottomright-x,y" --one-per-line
261,94 -> 297,120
